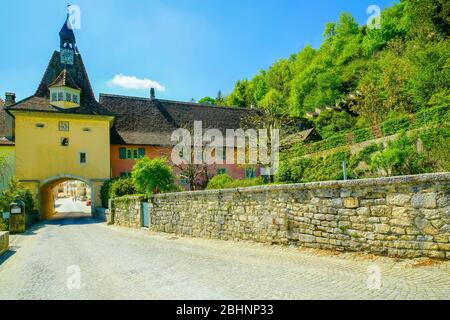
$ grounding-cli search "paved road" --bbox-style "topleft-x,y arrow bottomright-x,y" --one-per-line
55,198 -> 91,214
0,213 -> 449,300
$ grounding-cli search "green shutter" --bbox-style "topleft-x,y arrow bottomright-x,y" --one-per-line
246,168 -> 256,178
119,148 -> 126,159
138,148 -> 145,158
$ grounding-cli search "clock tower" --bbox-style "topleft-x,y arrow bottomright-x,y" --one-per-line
59,10 -> 77,66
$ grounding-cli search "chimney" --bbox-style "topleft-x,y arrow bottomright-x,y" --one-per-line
5,92 -> 16,106
150,88 -> 156,100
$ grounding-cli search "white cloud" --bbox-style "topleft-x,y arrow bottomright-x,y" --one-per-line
107,74 -> 165,92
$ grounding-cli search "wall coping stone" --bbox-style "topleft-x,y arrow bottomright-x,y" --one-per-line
152,173 -> 450,199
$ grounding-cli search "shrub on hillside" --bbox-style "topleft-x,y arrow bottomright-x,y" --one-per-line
370,133 -> 431,176
277,149 -> 352,183
131,157 -> 177,194
414,105 -> 450,127
380,116 -> 411,136
418,125 -> 450,171
352,128 -> 375,143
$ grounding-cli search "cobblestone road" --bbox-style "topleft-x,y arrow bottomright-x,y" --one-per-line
0,213 -> 449,300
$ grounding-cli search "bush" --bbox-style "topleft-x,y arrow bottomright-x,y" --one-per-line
0,218 -> 7,231
370,133 -> 430,176
0,179 -> 35,213
308,133 -> 347,153
206,174 -> 264,190
380,116 -> 411,136
414,105 -> 450,127
352,128 -> 374,143
100,178 -> 115,208
110,178 -> 137,198
277,149 -> 352,183
131,157 -> 177,194
418,125 -> 450,171
322,134 -> 348,149
349,143 -> 382,168
206,174 -> 233,190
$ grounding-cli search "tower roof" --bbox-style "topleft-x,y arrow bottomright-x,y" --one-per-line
59,13 -> 76,44
48,69 -> 80,90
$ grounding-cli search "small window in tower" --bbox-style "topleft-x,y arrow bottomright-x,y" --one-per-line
51,93 -> 57,101
58,92 -> 63,101
73,94 -> 78,104
66,93 -> 72,102
61,137 -> 69,147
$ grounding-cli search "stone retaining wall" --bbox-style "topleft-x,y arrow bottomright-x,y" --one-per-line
110,173 -> 450,259
110,195 -> 146,228
0,231 -> 9,256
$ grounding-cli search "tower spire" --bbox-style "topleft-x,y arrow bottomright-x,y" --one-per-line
59,6 -> 77,52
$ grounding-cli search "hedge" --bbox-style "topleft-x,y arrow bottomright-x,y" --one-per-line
414,105 -> 450,127
352,128 -> 374,143
286,105 -> 449,156
380,116 -> 411,136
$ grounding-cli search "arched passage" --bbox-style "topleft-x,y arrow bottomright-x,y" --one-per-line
39,175 -> 94,220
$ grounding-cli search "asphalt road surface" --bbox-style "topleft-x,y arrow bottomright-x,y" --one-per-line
0,208 -> 449,299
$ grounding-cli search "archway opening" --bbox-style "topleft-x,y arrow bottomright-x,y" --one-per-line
40,176 -> 93,220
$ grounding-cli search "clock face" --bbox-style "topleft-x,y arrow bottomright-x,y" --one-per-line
60,48 -> 74,65
59,121 -> 70,132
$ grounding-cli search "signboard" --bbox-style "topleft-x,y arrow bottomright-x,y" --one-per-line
11,208 -> 22,214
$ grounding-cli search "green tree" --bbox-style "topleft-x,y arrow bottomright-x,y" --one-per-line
110,178 -> 136,198
198,96 -> 216,105
227,79 -> 253,108
215,90 -> 226,105
131,157 -> 176,194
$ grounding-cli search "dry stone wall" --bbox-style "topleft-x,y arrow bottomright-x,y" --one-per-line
110,173 -> 450,259
110,195 -> 146,229
0,231 -> 9,256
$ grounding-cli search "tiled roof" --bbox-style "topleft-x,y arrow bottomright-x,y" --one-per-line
100,94 -> 257,146
5,96 -> 113,116
48,69 -> 80,89
281,127 -> 322,147
6,51 -> 113,117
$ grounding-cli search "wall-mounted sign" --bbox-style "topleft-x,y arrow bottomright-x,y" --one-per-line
11,208 -> 22,214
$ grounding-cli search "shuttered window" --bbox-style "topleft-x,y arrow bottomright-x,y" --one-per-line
119,148 -> 126,159
120,147 -> 146,160
245,168 -> 256,178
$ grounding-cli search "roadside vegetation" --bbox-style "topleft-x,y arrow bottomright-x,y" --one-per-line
0,179 -> 35,231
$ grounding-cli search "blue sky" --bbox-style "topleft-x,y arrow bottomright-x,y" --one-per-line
0,0 -> 397,103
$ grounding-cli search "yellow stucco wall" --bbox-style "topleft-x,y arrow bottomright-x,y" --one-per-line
12,111 -> 113,218
14,112 -> 111,181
